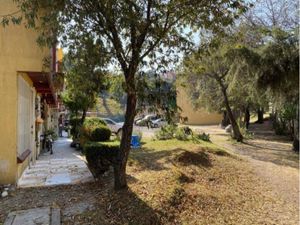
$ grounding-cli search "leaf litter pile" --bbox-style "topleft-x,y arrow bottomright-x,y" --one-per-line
0,140 -> 297,225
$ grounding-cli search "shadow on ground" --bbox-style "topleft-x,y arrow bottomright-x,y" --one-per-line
129,146 -> 214,171
0,181 -> 163,225
129,147 -> 182,171
91,188 -> 162,225
203,122 -> 299,169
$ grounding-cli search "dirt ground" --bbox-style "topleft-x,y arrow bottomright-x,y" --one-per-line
0,122 -> 298,225
191,121 -> 299,223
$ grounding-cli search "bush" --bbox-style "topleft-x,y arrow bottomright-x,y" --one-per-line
155,125 -> 194,141
84,142 -> 120,178
174,127 -> 189,141
193,132 -> 211,142
90,126 -> 112,142
181,126 -> 193,135
84,117 -> 106,127
79,117 -> 111,147
155,124 -> 178,140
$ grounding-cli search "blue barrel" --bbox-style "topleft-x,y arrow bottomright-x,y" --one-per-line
131,135 -> 140,149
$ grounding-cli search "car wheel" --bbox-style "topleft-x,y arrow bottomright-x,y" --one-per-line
154,124 -> 158,128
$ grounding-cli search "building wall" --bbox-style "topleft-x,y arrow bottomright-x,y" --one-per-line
0,1 -> 48,184
177,87 -> 222,125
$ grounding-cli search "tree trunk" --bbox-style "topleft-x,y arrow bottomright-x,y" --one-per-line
292,109 -> 299,152
114,92 -> 137,190
244,106 -> 250,129
293,137 -> 299,152
81,109 -> 87,125
221,88 -> 243,142
221,111 -> 230,127
257,108 -> 264,124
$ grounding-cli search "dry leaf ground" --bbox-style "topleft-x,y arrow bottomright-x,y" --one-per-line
0,131 -> 298,225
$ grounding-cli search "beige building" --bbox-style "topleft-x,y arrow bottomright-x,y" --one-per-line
0,1 -> 63,184
177,87 -> 222,125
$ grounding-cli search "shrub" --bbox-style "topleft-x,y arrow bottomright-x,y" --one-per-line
193,132 -> 211,142
181,126 -> 193,135
155,124 -> 178,140
84,142 -> 120,178
90,126 -> 112,142
174,127 -> 189,141
155,125 -> 195,141
83,117 -> 106,127
79,118 -> 111,147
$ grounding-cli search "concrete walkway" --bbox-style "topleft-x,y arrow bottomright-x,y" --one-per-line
4,207 -> 60,225
18,137 -> 93,188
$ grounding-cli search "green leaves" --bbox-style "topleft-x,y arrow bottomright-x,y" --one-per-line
1,17 -> 9,26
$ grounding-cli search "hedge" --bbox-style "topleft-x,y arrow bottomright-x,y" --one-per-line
90,126 -> 112,142
79,118 -> 111,146
84,141 -> 120,178
83,117 -> 106,127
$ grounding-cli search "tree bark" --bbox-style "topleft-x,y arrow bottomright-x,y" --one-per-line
244,106 -> 250,129
221,88 -> 243,142
292,108 -> 299,152
256,108 -> 264,124
221,111 -> 230,127
81,109 -> 87,125
114,92 -> 137,190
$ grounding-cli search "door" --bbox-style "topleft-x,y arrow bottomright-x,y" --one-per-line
17,76 -> 35,163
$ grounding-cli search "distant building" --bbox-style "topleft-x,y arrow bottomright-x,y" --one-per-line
0,1 -> 64,184
177,86 -> 222,126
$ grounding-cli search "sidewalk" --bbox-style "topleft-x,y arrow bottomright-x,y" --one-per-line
18,137 -> 93,188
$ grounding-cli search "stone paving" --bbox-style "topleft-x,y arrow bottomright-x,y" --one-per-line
18,137 -> 93,188
4,207 -> 60,225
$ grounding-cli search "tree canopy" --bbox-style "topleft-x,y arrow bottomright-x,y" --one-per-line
62,33 -> 109,122
4,0 -> 248,189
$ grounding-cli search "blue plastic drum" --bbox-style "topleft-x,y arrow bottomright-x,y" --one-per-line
131,135 -> 140,149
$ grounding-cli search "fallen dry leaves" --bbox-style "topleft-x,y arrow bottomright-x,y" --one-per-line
0,139 -> 298,225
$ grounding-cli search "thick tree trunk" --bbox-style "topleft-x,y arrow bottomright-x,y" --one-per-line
221,111 -> 230,127
114,92 -> 137,190
293,137 -> 299,152
221,88 -> 243,142
256,108 -> 264,124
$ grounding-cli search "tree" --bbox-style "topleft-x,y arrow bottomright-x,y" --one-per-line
9,0 -> 248,189
180,34 -> 263,141
258,28 -> 299,150
237,0 -> 299,124
135,71 -> 178,123
107,74 -> 127,107
245,0 -> 298,30
63,34 -> 109,124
